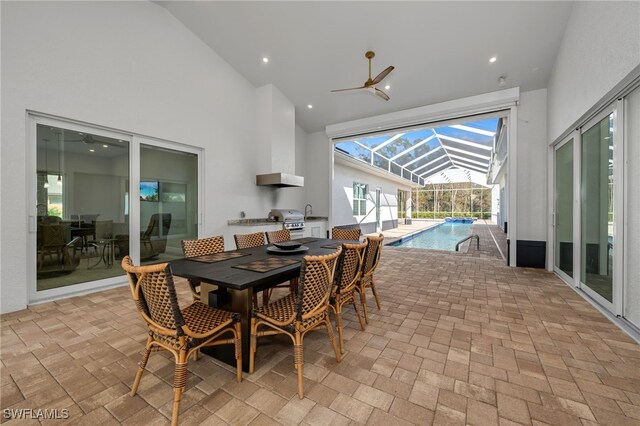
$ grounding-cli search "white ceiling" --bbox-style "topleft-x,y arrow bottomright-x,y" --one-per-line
160,1 -> 574,133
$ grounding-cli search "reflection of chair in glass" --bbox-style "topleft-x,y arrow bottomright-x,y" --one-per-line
37,220 -> 81,275
141,213 -> 171,258
330,241 -> 367,353
181,235 -> 225,302
87,220 -> 115,269
356,234 -> 384,324
249,249 -> 342,399
121,256 -> 242,426
115,213 -> 172,260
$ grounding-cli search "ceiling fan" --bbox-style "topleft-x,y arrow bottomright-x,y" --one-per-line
331,51 -> 394,101
65,133 -> 125,149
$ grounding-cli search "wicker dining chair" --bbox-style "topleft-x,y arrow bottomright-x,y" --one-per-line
121,256 -> 242,426
330,241 -> 367,353
265,229 -> 290,244
249,249 -> 342,399
356,234 -> 384,324
265,229 -> 299,300
234,232 -> 266,249
331,226 -> 362,241
234,232 -> 268,307
181,235 -> 225,302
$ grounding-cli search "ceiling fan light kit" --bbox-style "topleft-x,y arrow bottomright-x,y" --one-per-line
331,50 -> 394,101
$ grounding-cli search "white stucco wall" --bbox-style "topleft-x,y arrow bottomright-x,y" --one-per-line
0,1 -> 307,312
332,160 -> 410,234
547,1 -> 640,142
517,89 -> 548,241
305,131 -> 332,217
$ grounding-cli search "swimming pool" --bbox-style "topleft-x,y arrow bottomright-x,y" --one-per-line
388,222 -> 474,251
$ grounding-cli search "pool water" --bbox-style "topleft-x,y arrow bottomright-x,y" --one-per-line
388,222 -> 474,251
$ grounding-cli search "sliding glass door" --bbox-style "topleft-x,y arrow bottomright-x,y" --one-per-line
139,143 -> 199,265
35,123 -> 130,292
554,138 -> 573,278
30,116 -> 201,301
580,110 -> 615,305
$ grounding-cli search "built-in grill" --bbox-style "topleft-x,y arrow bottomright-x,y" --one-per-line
269,209 -> 305,231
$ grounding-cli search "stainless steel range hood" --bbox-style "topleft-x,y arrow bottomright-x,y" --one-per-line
255,85 -> 305,188
256,172 -> 304,188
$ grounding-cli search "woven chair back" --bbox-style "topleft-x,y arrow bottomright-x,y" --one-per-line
362,234 -> 384,276
296,249 -> 341,321
265,229 -> 291,244
234,232 -> 265,249
331,227 -> 361,241
181,235 -> 225,258
121,256 -> 185,334
334,241 -> 367,295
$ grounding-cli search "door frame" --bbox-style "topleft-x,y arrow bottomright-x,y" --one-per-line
552,132 -> 577,285
27,113 -> 204,305
578,104 -> 623,314
375,188 -> 382,232
27,114 -> 134,304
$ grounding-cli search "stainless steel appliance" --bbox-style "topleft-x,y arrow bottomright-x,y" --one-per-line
268,209 -> 305,238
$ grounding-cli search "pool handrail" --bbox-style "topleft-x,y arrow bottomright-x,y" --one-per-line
455,234 -> 479,252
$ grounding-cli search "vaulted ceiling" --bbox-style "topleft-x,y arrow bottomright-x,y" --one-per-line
160,1 -> 574,133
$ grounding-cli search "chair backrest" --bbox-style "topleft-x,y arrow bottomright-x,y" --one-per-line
181,235 -> 225,258
94,220 -> 113,240
265,229 -> 291,244
38,223 -> 65,250
331,226 -> 361,241
333,241 -> 367,295
143,213 -> 172,239
362,234 -> 384,277
121,256 -> 185,335
234,232 -> 265,249
295,248 -> 341,321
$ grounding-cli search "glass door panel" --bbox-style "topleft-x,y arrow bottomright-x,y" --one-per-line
139,144 -> 198,265
581,113 -> 614,303
554,140 -> 573,276
36,124 -> 129,291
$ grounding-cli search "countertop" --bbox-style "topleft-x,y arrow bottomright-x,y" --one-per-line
227,216 -> 327,226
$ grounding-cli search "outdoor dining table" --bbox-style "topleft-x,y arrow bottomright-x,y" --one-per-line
169,237 -> 354,371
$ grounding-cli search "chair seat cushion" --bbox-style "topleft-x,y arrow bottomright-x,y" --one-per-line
255,293 -> 296,323
182,302 -> 236,334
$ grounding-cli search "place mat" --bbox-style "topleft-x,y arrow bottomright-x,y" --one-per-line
232,257 -> 298,273
294,238 -> 318,244
188,252 -> 251,264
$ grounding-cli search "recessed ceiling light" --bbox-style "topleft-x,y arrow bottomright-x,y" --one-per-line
385,85 -> 390,90
489,56 -> 497,63
103,144 -> 108,148
262,57 -> 269,63
307,104 -> 313,109
89,149 -> 95,152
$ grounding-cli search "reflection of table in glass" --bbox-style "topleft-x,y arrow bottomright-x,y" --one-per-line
170,238 -> 350,371
88,238 -> 115,269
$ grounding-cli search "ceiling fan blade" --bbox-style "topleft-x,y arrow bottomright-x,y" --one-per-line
375,88 -> 390,101
371,66 -> 394,85
331,85 -> 366,93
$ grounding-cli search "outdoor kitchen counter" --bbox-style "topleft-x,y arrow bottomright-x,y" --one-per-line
227,218 -> 278,226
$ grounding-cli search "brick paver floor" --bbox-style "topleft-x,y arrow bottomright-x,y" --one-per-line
2,248 -> 640,425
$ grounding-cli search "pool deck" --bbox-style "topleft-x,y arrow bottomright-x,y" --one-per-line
380,220 -> 443,244
380,219 -> 507,263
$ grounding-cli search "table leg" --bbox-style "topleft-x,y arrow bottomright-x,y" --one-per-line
201,287 -> 253,372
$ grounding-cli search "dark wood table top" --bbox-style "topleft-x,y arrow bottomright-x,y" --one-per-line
170,238 -> 356,291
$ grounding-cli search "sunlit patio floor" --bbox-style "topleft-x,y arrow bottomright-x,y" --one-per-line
2,247 -> 640,425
